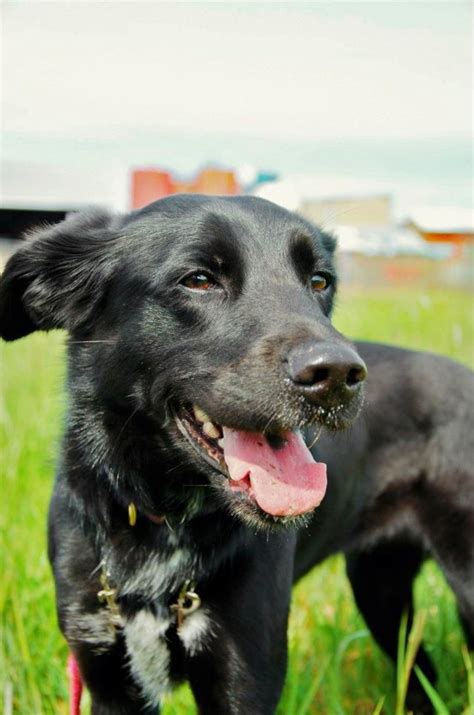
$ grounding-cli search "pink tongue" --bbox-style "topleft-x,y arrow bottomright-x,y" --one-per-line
221,428 -> 327,517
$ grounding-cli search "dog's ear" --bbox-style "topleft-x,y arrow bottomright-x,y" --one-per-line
0,209 -> 122,341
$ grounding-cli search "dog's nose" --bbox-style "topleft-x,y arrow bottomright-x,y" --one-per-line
285,341 -> 367,403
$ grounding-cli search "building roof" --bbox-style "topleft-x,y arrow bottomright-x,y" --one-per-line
408,206 -> 474,234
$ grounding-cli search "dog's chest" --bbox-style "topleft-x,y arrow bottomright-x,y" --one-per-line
109,545 -> 213,706
118,545 -> 194,600
123,606 -> 213,707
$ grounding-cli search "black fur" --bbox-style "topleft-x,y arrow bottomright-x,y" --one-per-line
1,195 -> 472,714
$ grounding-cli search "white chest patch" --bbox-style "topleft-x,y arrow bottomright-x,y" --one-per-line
124,610 -> 172,707
178,608 -> 214,657
123,606 -> 214,705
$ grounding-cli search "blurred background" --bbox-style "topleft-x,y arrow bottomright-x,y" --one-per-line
1,2 -> 473,714
1,1 -> 473,288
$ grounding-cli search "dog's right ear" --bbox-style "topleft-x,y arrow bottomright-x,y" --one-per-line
0,209 -> 122,341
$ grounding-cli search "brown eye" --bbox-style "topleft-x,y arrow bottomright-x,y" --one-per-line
310,273 -> 329,292
181,273 -> 217,291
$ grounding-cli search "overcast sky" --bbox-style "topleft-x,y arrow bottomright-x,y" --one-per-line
2,1 -> 472,145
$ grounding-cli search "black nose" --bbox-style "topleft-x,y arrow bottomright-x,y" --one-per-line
285,340 -> 367,403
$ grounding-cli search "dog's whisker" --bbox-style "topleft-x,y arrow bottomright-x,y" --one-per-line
110,407 -> 140,455
68,339 -> 117,345
182,484 -> 213,488
307,425 -> 323,449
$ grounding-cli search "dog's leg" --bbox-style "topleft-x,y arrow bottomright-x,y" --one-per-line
181,539 -> 294,715
71,641 -> 159,715
346,540 -> 435,714
430,537 -> 474,652
185,618 -> 288,715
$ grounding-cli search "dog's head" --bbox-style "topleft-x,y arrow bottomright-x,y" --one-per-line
0,195 -> 366,527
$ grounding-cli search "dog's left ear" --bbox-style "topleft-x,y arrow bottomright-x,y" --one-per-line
0,209 -> 122,341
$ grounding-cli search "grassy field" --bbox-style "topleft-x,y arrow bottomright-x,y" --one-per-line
1,286 -> 473,715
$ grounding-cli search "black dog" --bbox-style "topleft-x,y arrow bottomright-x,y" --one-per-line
1,195 -> 472,714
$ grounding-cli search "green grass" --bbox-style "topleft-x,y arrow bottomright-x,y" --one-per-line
1,286 -> 473,715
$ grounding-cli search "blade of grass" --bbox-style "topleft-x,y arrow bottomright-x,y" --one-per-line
298,656 -> 331,715
414,666 -> 450,715
461,646 -> 473,715
3,681 -> 13,715
10,586 -> 43,714
335,628 -> 370,666
396,610 -> 427,715
282,647 -> 311,715
396,611 -> 409,715
372,696 -> 386,715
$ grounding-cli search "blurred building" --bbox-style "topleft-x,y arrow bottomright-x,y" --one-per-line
131,167 -> 240,209
252,178 -> 393,227
300,194 -> 391,228
0,163 -> 240,246
407,206 -> 474,243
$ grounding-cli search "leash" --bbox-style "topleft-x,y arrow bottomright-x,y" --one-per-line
67,502 -> 200,714
67,653 -> 83,715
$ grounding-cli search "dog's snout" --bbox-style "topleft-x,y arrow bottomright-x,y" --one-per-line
285,341 -> 367,402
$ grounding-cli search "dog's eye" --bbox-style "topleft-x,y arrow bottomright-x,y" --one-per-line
181,273 -> 218,291
310,273 -> 330,292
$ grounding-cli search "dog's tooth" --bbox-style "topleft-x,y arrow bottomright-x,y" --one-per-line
203,421 -> 220,439
193,405 -> 211,423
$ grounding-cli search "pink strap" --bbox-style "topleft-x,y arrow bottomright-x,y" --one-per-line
67,653 -> 83,715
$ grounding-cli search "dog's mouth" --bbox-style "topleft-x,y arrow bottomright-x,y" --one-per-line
173,403 -> 327,518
